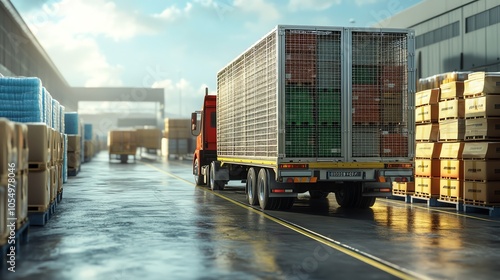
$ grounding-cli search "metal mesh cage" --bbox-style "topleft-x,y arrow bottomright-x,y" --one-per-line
284,29 -> 342,158
351,31 -> 409,158
217,31 -> 277,159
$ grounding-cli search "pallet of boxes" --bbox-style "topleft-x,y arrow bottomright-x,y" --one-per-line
136,127 -> 162,158
164,118 -> 195,159
65,112 -> 82,176
462,72 -> 500,216
108,129 -> 137,163
412,72 -> 469,207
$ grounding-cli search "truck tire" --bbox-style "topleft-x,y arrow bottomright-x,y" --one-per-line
335,183 -> 376,209
193,158 -> 205,186
210,161 -> 225,191
246,167 -> 259,205
257,168 -> 278,210
277,198 -> 294,210
334,183 -> 360,208
120,154 -> 128,163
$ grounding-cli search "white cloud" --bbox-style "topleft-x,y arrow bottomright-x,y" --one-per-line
233,0 -> 281,22
154,3 -> 193,21
288,0 -> 340,11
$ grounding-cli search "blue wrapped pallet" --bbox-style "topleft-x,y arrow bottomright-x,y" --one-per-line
64,112 -> 80,135
42,87 -> 53,127
0,77 -> 44,122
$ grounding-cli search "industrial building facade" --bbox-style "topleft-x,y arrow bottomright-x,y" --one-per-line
378,0 -> 500,79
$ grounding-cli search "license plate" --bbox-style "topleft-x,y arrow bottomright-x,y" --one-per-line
328,171 -> 362,178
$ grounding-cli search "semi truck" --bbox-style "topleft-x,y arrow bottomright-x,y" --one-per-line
191,25 -> 415,210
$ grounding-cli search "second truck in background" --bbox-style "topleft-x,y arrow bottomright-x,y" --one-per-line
192,25 -> 416,210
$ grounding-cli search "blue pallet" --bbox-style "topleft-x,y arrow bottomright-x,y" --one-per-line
27,210 -> 49,226
57,189 -> 64,203
463,204 -> 500,217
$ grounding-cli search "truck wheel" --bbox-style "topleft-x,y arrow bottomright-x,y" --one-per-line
246,167 -> 259,205
193,158 -> 205,185
120,154 -> 128,163
257,169 -> 278,210
309,190 -> 329,199
358,197 -> 376,209
210,161 -> 225,191
334,184 -> 359,208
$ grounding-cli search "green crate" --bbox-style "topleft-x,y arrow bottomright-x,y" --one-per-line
285,124 -> 315,157
352,65 -> 379,85
286,85 -> 314,124
318,125 -> 341,157
318,89 -> 341,124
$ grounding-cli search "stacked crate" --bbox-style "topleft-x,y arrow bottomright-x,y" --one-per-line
26,123 -> 52,215
164,118 -> 194,157
438,76 -> 467,203
136,127 -> 162,156
462,72 -> 500,205
83,123 -> 94,162
1,118 -> 17,248
414,85 -> 440,198
65,112 -> 81,176
14,123 -> 29,229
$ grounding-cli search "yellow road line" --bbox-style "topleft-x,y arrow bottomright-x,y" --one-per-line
141,161 -> 426,280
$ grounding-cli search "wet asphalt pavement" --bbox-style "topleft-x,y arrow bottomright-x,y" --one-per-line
3,152 -> 500,280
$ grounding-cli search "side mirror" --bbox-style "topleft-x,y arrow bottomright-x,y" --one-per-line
191,111 -> 202,136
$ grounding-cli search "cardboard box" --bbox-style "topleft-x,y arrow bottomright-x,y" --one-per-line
415,88 -> 440,106
440,159 -> 463,179
439,99 -> 465,120
15,171 -> 28,228
464,181 -> 500,204
464,160 -> 500,181
27,123 -> 51,163
439,142 -> 464,159
440,81 -> 464,100
67,152 -> 81,169
1,118 -> 17,182
136,128 -> 162,149
464,73 -> 500,96
28,169 -> 51,210
462,142 -> 500,159
67,135 -> 82,153
415,177 -> 440,196
50,166 -> 57,203
0,185 -> 8,244
415,142 -> 442,159
392,182 -> 415,193
415,104 -> 439,123
440,178 -> 463,198
416,123 -> 439,142
465,118 -> 500,139
439,119 -> 465,141
465,95 -> 500,118
415,159 -> 440,177
14,123 -> 29,171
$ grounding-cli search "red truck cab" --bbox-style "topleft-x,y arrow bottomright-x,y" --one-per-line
191,91 -> 217,185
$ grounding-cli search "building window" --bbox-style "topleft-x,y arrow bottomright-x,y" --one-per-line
415,21 -> 460,49
466,5 -> 500,33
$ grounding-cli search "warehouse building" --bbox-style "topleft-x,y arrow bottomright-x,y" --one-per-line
377,0 -> 500,79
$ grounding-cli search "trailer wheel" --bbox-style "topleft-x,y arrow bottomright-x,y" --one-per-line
257,169 -> 278,210
334,183 -> 359,208
246,167 -> 259,205
210,161 -> 225,191
358,197 -> 376,209
277,197 -> 294,210
120,154 -> 128,163
193,158 -> 205,186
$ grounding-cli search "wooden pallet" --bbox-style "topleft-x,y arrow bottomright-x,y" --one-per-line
28,162 -> 50,171
439,195 -> 462,203
392,189 -> 415,196
463,199 -> 500,207
28,204 -> 49,213
465,135 -> 500,141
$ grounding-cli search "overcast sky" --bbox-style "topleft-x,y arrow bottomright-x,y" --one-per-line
11,0 -> 423,117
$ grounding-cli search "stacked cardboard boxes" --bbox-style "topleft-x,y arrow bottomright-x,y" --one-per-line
67,135 -> 82,175
462,72 -> 500,205
414,85 -> 440,198
1,118 -> 17,247
136,128 -> 162,154
108,130 -> 137,163
27,123 -> 52,213
14,123 -> 29,229
164,119 -> 195,157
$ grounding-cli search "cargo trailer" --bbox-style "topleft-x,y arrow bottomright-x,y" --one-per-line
191,25 -> 415,210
